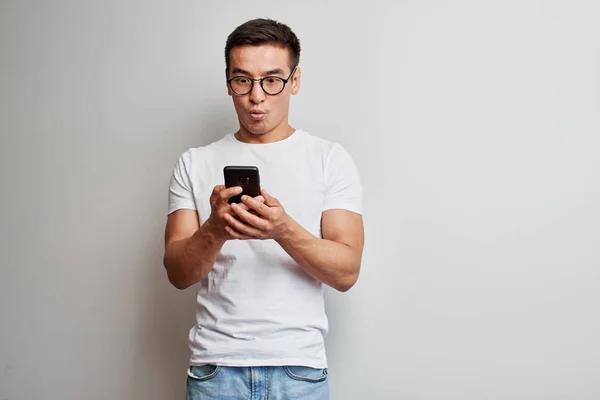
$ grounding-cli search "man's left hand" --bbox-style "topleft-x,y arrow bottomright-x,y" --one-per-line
224,189 -> 290,240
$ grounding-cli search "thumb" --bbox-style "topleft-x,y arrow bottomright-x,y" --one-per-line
261,189 -> 279,206
210,185 -> 225,202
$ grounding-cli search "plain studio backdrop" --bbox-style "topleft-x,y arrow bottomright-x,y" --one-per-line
1,1 -> 599,399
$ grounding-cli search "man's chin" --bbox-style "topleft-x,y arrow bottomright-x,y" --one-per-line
248,129 -> 268,135
244,122 -> 270,135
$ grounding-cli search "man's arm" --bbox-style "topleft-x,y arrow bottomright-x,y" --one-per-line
163,185 -> 252,290
225,190 -> 364,292
276,209 -> 364,292
163,209 -> 226,290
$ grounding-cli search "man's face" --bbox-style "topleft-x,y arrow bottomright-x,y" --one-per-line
227,45 -> 300,136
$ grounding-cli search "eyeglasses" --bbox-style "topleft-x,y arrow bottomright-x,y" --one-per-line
227,67 -> 297,96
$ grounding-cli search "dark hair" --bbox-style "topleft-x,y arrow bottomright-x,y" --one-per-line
225,18 -> 301,73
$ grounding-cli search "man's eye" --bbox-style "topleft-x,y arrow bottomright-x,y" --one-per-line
237,77 -> 250,84
265,78 -> 279,84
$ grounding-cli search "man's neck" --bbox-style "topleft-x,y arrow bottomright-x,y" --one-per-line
235,125 -> 296,144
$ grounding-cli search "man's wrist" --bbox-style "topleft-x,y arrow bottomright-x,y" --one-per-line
276,215 -> 312,246
199,218 -> 226,246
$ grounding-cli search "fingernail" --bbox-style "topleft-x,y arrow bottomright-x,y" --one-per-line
242,195 -> 248,201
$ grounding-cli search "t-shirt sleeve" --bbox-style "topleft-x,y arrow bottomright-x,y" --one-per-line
168,150 -> 196,215
322,144 -> 363,215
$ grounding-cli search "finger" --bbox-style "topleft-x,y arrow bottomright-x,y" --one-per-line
237,203 -> 260,216
225,213 -> 263,237
213,185 -> 226,194
222,202 -> 250,219
260,189 -> 280,207
241,195 -> 271,217
225,226 -> 254,240
232,202 -> 269,228
219,186 -> 243,201
210,185 -> 226,203
223,213 -> 264,237
236,202 -> 251,211
250,196 -> 265,214
225,203 -> 250,218
224,210 -> 242,220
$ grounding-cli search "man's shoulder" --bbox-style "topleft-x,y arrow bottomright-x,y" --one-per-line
179,133 -> 234,158
299,130 -> 342,154
195,133 -> 233,151
300,131 -> 359,176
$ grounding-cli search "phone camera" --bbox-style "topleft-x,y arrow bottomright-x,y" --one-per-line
239,176 -> 250,184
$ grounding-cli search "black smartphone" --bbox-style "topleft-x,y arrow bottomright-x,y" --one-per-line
223,166 -> 261,204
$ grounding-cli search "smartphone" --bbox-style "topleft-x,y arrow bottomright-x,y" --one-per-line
223,166 -> 261,204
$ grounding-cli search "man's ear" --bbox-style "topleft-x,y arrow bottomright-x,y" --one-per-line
291,67 -> 301,95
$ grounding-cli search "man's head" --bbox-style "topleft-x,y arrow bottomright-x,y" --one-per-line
225,18 -> 300,73
225,19 -> 301,137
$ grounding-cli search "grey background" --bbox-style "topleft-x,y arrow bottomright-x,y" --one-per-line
1,1 -> 599,399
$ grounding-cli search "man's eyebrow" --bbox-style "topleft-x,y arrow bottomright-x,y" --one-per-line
229,67 -> 286,76
230,67 -> 250,75
264,68 -> 286,76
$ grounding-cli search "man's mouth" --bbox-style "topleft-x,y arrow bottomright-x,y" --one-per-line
249,111 -> 266,121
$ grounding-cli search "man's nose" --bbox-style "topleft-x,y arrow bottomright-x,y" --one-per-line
249,81 -> 265,103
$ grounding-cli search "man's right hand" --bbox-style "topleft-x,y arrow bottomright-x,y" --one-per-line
204,185 -> 264,240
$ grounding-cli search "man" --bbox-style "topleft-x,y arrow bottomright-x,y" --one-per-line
163,18 -> 364,400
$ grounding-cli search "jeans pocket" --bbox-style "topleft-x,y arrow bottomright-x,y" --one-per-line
283,366 -> 328,382
187,365 -> 221,381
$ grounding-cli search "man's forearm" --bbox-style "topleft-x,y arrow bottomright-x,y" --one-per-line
276,219 -> 361,292
163,223 -> 226,290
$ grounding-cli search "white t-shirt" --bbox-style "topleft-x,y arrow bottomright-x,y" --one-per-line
168,129 -> 362,368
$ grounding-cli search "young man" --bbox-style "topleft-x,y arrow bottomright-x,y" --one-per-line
163,18 -> 364,400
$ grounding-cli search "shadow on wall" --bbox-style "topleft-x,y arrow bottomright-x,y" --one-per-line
129,103 -> 237,399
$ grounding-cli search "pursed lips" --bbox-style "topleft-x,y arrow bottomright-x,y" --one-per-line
249,110 -> 266,121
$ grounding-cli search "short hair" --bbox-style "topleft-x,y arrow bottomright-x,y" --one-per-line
225,18 -> 301,73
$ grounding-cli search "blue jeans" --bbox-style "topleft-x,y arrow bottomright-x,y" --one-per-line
186,365 -> 330,400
